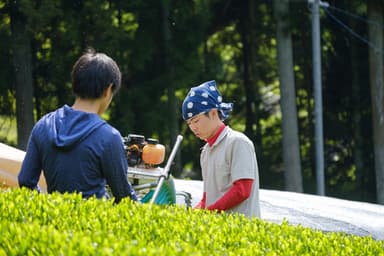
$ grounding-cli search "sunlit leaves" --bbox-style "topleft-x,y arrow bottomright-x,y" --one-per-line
111,11 -> 138,36
0,188 -> 383,255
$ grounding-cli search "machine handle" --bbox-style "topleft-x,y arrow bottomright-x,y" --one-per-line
149,135 -> 183,204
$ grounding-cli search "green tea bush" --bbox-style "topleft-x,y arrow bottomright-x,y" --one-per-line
0,188 -> 383,255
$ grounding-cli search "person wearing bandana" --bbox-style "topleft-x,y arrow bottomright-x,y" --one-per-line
182,80 -> 260,218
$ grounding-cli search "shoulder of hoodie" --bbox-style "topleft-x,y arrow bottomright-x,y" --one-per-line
31,109 -> 58,133
95,122 -> 122,138
31,109 -> 122,140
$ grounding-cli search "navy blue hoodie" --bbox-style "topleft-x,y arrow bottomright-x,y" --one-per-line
18,105 -> 137,202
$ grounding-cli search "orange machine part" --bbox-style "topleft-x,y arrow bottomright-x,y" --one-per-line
142,140 -> 165,166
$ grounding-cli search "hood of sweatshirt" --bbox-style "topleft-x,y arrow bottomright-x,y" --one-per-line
45,105 -> 106,149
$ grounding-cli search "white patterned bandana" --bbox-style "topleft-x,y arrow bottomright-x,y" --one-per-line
182,80 -> 233,121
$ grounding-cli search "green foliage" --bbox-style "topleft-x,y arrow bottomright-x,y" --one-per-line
0,115 -> 17,146
0,188 -> 383,255
0,0 -> 379,202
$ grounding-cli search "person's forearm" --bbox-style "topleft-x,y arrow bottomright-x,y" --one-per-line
207,179 -> 253,211
109,175 -> 138,203
18,139 -> 43,191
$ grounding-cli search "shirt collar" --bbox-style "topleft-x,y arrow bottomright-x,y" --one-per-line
206,123 -> 226,147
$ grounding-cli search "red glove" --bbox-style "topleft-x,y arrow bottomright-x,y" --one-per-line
207,179 -> 253,211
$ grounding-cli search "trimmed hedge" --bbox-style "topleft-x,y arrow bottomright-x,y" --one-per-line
0,188 -> 383,255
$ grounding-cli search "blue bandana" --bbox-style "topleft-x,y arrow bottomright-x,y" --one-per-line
182,80 -> 233,121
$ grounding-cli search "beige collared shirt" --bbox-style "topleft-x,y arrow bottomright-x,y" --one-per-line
200,126 -> 261,218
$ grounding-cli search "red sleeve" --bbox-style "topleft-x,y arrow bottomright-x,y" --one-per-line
207,179 -> 253,211
194,192 -> 206,209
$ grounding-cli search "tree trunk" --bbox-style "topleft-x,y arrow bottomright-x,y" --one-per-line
273,0 -> 303,192
350,26 -> 365,201
368,0 -> 384,204
240,0 -> 257,142
161,0 -> 181,175
10,1 -> 34,150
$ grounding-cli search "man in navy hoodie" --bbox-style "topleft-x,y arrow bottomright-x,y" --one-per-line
18,48 -> 137,203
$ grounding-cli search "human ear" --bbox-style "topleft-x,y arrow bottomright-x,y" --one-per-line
104,84 -> 113,98
210,109 -> 219,119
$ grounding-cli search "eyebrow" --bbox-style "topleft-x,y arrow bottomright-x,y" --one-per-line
186,111 -> 208,125
186,117 -> 197,125
186,114 -> 201,125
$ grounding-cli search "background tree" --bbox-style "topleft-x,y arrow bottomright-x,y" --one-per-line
9,0 -> 34,150
348,1 -> 369,201
274,0 -> 303,192
368,0 -> 384,204
1,0 -> 384,204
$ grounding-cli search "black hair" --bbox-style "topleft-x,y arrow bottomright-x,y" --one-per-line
71,48 -> 122,99
204,109 -> 224,120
